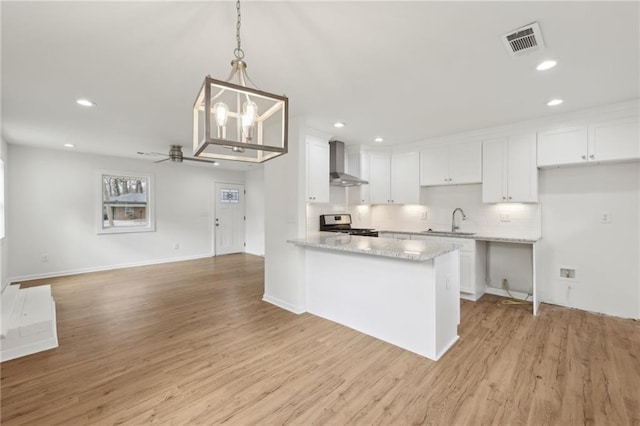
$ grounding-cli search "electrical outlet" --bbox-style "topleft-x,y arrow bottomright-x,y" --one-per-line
174,243 -> 180,250
560,268 -> 575,279
500,212 -> 511,222
601,212 -> 611,224
421,211 -> 427,220
41,254 -> 49,262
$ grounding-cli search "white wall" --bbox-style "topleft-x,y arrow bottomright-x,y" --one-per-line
7,145 -> 245,280
538,162 -> 640,319
1,136 -> 9,289
263,119 -> 307,313
244,166 -> 265,256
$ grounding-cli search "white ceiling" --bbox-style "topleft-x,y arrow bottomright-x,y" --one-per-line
2,1 -> 639,170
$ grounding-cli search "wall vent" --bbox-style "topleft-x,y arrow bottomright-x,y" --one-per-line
502,22 -> 545,57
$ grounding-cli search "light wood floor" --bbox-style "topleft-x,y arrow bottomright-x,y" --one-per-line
1,254 -> 639,425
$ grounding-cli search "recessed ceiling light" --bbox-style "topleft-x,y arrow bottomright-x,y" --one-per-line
63,143 -> 75,148
333,122 -> 345,128
536,60 -> 557,71
213,161 -> 220,166
547,99 -> 564,106
76,99 -> 95,107
374,137 -> 384,143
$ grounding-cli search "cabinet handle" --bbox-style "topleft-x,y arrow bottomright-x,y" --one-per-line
590,154 -> 595,159
502,196 -> 506,200
444,178 -> 448,182
508,196 -> 512,200
581,155 -> 586,160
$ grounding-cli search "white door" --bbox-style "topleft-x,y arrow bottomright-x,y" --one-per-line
507,133 -> 538,203
391,152 -> 420,204
449,141 -> 482,185
214,182 -> 245,255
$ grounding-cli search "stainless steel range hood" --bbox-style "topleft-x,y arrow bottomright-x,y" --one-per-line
329,140 -> 368,187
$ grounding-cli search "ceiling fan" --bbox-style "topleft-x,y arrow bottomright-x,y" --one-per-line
137,145 -> 219,165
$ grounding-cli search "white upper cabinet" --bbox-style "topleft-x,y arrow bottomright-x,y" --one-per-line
537,117 -> 639,167
420,141 -> 482,186
391,152 -> 420,204
482,133 -> 538,203
369,153 -> 392,204
347,152 -> 370,205
589,117 -> 640,162
537,127 -> 588,167
369,152 -> 420,204
306,137 -> 329,203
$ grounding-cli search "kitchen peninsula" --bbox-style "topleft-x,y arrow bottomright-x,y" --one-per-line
288,233 -> 461,361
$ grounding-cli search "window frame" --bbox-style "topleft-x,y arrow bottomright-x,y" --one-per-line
96,170 -> 155,234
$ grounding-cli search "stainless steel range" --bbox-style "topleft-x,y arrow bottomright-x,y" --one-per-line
319,214 -> 378,237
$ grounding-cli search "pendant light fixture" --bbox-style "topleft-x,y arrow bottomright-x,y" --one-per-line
192,0 -> 288,163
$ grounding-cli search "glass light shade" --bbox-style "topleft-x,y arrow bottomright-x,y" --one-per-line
213,102 -> 229,127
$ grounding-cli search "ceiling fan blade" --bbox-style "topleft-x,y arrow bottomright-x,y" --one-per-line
183,157 -> 219,164
137,151 -> 168,157
154,158 -> 170,163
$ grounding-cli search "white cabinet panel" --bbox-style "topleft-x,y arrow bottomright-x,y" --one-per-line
449,142 -> 482,185
420,141 -> 481,186
482,134 -> 537,203
306,138 -> 329,203
482,138 -> 507,203
507,133 -> 538,203
347,152 -> 370,205
537,127 -> 588,167
391,152 -> 420,204
589,118 -> 640,162
420,146 -> 449,186
459,252 -> 473,293
369,153 -> 391,204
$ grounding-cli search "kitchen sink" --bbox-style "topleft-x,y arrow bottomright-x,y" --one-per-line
421,230 -> 476,236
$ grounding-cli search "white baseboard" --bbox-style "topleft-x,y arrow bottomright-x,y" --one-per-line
435,335 -> 460,361
8,253 -> 215,283
485,286 -> 531,301
262,294 -> 305,314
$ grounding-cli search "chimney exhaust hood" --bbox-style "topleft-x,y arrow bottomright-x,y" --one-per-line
329,140 -> 368,187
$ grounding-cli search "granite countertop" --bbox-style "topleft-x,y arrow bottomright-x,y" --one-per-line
378,229 -> 541,244
288,232 -> 460,262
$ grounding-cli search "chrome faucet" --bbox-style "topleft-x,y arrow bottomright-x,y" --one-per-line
451,208 -> 466,232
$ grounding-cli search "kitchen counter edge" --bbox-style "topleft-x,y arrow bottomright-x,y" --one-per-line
378,230 -> 541,244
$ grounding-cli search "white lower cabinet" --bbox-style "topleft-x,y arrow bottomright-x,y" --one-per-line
402,234 -> 487,301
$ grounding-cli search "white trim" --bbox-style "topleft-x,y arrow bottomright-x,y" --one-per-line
262,294 -> 305,314
8,253 -> 214,283
434,335 -> 459,361
485,286 -> 531,301
96,169 -> 155,235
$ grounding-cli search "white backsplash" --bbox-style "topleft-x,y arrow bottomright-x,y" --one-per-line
309,184 -> 540,238
350,184 -> 541,237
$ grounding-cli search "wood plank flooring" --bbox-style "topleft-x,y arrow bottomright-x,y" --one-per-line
1,254 -> 639,425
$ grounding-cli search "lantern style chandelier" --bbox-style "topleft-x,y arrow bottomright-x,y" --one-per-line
192,0 -> 288,163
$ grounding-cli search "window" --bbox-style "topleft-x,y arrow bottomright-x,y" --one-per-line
97,171 -> 154,234
0,159 -> 4,239
220,189 -> 240,203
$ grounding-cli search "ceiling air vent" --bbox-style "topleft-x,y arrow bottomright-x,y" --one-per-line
502,22 -> 545,57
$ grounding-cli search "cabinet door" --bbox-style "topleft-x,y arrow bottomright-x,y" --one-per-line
346,153 -> 370,205
459,251 -> 473,293
369,153 -> 391,204
359,153 -> 371,204
420,146 -> 449,186
482,138 -> 507,203
507,133 -> 538,202
589,118 -> 640,162
391,152 -> 420,204
449,141 -> 482,184
537,127 -> 588,167
306,138 -> 329,203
